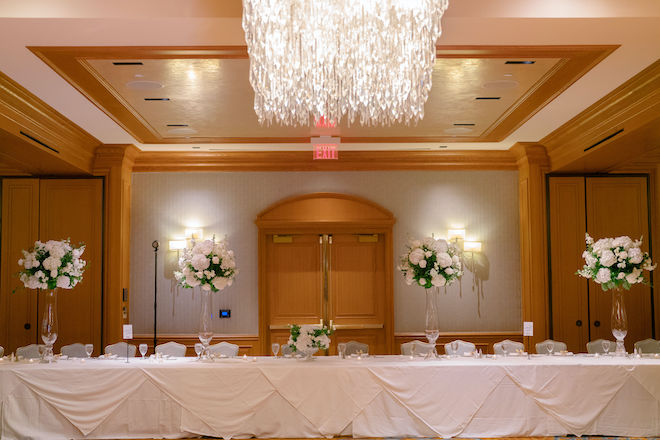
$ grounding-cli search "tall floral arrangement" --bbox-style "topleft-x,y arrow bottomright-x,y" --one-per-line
17,239 -> 86,290
287,324 -> 333,353
175,238 -> 237,292
399,236 -> 462,288
577,233 -> 655,291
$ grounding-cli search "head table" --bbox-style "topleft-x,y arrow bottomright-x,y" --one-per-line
0,353 -> 658,439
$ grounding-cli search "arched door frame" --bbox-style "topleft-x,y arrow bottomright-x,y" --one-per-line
255,192 -> 396,354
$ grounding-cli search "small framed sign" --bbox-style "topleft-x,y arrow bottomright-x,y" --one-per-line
122,324 -> 133,340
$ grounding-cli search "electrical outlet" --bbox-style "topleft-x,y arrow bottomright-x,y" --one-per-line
219,309 -> 231,318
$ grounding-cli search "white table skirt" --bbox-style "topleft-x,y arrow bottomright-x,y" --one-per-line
1,354 -> 659,439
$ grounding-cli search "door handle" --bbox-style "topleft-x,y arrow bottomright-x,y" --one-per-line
576,320 -> 582,327
594,320 -> 601,327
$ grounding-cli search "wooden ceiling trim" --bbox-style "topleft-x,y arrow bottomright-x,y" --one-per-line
30,45 -> 617,145
132,150 -> 517,172
0,71 -> 100,174
542,59 -> 660,172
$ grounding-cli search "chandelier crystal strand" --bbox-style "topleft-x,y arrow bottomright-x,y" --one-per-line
242,0 -> 449,127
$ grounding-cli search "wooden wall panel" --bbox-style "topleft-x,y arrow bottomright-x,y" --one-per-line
586,176 -> 652,351
548,177 -> 589,353
0,179 -> 39,353
38,179 -> 103,354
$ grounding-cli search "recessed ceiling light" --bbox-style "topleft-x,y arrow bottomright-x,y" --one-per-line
475,97 -> 501,100
503,73 -> 513,77
144,98 -> 170,101
505,60 -> 535,65
482,80 -> 519,89
112,61 -> 143,66
437,145 -> 448,149
126,80 -> 163,90
453,123 -> 475,126
192,146 -> 201,149
444,127 -> 474,134
166,124 -> 189,127
134,74 -> 145,78
187,70 -> 197,80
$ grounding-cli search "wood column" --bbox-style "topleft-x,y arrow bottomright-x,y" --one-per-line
511,143 -> 550,350
93,145 -> 138,345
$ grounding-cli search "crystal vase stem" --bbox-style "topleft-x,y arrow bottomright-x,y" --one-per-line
425,287 -> 440,355
41,289 -> 58,361
198,289 -> 213,358
611,289 -> 628,355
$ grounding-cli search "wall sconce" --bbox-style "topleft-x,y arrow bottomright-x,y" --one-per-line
184,228 -> 204,241
168,240 -> 187,251
447,229 -> 466,242
463,241 -> 482,253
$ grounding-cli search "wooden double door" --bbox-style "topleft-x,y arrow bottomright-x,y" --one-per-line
265,232 -> 388,354
549,176 -> 653,353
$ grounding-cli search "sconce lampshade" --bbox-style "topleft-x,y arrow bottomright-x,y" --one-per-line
463,241 -> 482,252
168,240 -> 187,251
447,229 -> 466,241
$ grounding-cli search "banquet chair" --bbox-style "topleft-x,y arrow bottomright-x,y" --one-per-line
493,339 -> 524,355
208,341 -> 239,357
344,341 -> 369,356
535,339 -> 568,354
400,340 -> 435,356
281,344 -> 293,356
16,344 -> 43,359
444,340 -> 476,356
61,343 -> 87,358
105,342 -> 137,357
634,338 -> 660,354
586,339 -> 617,354
156,341 -> 187,357
0,346 -> 4,357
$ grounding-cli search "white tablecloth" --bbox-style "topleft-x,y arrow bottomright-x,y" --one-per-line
1,354 -> 659,439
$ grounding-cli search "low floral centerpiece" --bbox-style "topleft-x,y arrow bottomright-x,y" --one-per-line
174,237 -> 237,358
287,324 -> 333,359
17,238 -> 86,359
577,233 -> 656,354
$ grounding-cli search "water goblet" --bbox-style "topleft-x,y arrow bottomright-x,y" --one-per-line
410,343 -> 417,360
139,344 -> 148,359
602,340 -> 611,355
547,341 -> 555,356
194,343 -> 203,360
85,344 -> 94,358
338,343 -> 346,359
271,342 -> 280,358
451,341 -> 459,357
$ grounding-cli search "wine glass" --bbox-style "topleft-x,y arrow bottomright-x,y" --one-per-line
85,344 -> 94,358
194,343 -> 203,360
139,344 -> 148,359
451,341 -> 459,357
547,341 -> 555,356
410,343 -> 417,360
271,343 -> 280,358
602,340 -> 611,355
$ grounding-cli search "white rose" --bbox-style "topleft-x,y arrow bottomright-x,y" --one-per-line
582,251 -> 597,268
212,256 -> 220,264
50,269 -> 58,278
595,268 -> 611,284
423,237 -> 435,247
404,271 -> 414,285
431,275 -> 446,287
451,255 -> 460,264
212,277 -> 229,291
56,276 -> 71,288
409,248 -> 425,265
593,238 -> 613,255
612,236 -> 633,250
193,240 -> 214,256
432,239 -> 448,253
201,283 -> 212,291
626,268 -> 642,284
617,272 -> 625,279
185,275 -> 201,287
418,278 -> 426,286
419,259 -> 427,269
437,252 -> 452,268
599,250 -> 616,267
445,267 -> 454,275
628,247 -> 643,264
191,254 -> 211,271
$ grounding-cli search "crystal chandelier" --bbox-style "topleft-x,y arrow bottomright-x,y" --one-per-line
242,0 -> 449,127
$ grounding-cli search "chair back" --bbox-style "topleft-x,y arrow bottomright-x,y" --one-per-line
281,344 -> 294,356
344,341 -> 369,356
16,344 -> 42,359
444,340 -> 476,356
634,338 -> 660,354
493,339 -> 524,355
400,340 -> 435,355
0,346 -> 4,358
156,341 -> 187,357
586,339 -> 617,354
105,342 -> 137,357
61,343 -> 87,358
209,341 -> 239,357
535,339 -> 568,354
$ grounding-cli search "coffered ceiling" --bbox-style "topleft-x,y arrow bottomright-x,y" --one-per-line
0,0 -> 658,152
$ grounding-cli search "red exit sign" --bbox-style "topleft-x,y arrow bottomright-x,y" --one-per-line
312,136 -> 340,160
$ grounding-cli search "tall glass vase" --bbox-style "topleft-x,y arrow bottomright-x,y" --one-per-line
611,289 -> 628,355
41,289 -> 58,361
425,287 -> 440,355
198,288 -> 213,358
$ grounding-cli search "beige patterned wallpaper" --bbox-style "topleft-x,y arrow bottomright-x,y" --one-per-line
130,171 -> 521,335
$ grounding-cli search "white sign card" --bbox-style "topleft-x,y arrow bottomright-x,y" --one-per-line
122,324 -> 133,340
523,321 -> 534,337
